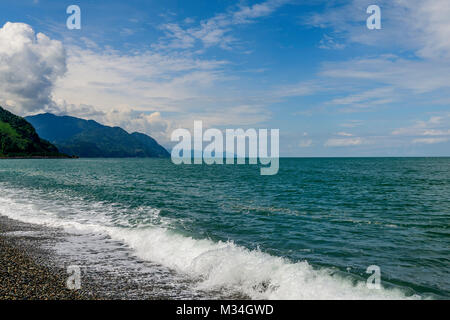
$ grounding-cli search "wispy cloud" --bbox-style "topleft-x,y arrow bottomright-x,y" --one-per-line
321,55 -> 450,94
413,137 -> 449,144
336,132 -> 354,137
53,43 -> 229,111
299,139 -> 313,147
325,137 -> 364,147
318,34 -> 345,50
327,87 -> 396,110
392,114 -> 450,137
156,0 -> 289,50
300,0 -> 450,116
306,0 -> 450,60
340,120 -> 364,128
391,113 -> 450,146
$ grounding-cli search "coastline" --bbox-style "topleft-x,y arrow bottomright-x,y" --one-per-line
0,214 -> 213,300
0,215 -> 91,300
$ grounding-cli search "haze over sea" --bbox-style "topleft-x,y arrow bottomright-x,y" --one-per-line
0,158 -> 449,299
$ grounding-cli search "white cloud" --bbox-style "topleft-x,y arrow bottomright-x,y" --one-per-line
325,137 -> 364,147
51,44 -> 273,129
413,137 -> 449,144
385,112 -> 450,148
422,129 -> 450,136
0,22 -> 66,114
318,34 -> 345,50
328,87 -> 395,108
299,139 -> 312,147
340,120 -> 364,128
307,0 -> 450,60
313,54 -> 450,114
157,0 -> 289,50
391,113 -> 450,148
102,110 -> 171,144
157,23 -> 196,49
53,45 -> 229,114
392,114 -> 450,136
273,80 -> 323,98
233,0 -> 288,23
336,132 -> 353,137
406,0 -> 450,60
303,0 -> 450,115
321,55 -> 450,94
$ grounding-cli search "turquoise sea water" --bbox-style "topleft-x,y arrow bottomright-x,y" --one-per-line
0,158 -> 449,299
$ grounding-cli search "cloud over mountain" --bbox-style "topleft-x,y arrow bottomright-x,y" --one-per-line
0,22 -> 66,115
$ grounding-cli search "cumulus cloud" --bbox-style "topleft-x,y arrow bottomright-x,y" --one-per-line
101,110 -> 171,144
0,22 -> 66,114
48,99 -> 172,144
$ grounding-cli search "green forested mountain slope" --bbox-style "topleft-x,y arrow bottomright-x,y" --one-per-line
0,106 -> 66,158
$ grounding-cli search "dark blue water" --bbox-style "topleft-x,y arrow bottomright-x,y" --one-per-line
0,158 -> 448,299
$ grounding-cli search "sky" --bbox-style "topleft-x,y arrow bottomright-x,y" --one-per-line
0,0 -> 449,156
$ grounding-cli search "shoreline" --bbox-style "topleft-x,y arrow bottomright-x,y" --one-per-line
0,215 -> 221,300
0,215 -> 93,300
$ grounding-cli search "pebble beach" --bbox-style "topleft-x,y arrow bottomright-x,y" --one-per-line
0,216 -> 91,300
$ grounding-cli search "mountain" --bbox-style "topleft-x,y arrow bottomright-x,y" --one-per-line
0,106 -> 67,158
25,113 -> 170,158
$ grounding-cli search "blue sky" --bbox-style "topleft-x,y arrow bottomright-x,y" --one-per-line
0,0 -> 449,156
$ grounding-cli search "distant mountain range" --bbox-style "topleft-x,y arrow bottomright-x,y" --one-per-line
25,113 -> 170,158
0,106 -> 67,158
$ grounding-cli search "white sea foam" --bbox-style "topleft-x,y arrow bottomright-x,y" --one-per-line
0,185 -> 417,300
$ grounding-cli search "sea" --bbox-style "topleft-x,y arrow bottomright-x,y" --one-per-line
0,158 -> 449,299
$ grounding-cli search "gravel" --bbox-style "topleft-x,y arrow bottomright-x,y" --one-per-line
0,216 -> 94,300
